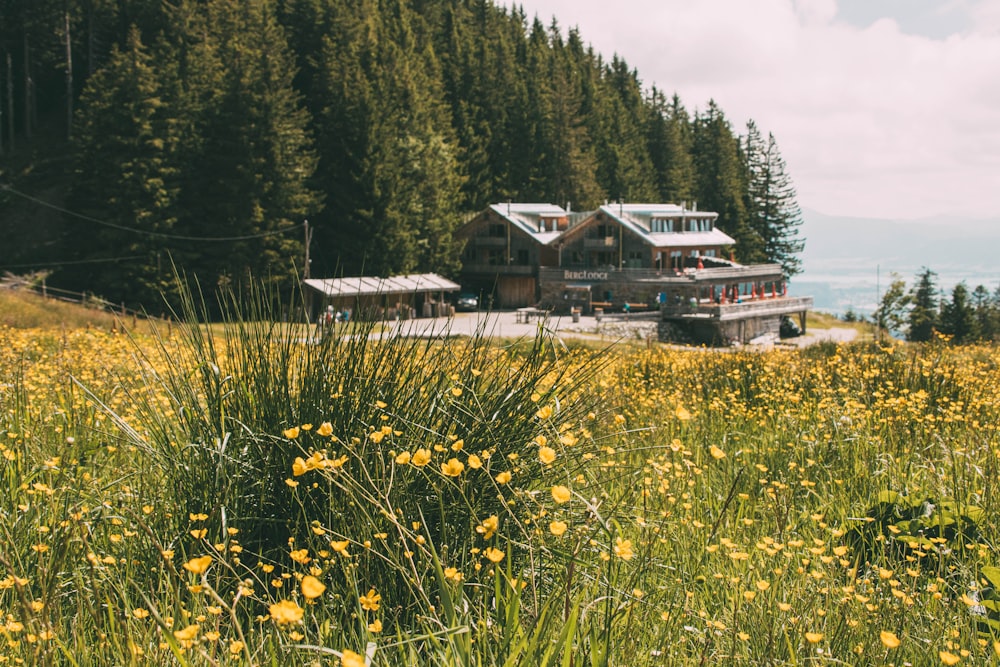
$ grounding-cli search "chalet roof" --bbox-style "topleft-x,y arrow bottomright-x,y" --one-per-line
555,204 -> 735,248
646,230 -> 736,247
489,203 -> 568,244
598,204 -> 731,245
304,273 -> 460,298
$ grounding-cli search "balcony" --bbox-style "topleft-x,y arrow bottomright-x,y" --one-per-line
583,236 -> 617,249
460,263 -> 536,276
662,296 -> 814,321
474,236 -> 508,247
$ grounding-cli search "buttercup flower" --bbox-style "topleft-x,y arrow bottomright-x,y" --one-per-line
301,575 -> 326,600
359,588 -> 381,611
551,485 -> 571,504
441,458 -> 464,476
269,599 -> 304,625
183,555 -> 213,574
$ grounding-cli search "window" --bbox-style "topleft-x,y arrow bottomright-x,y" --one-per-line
571,251 -> 585,264
488,223 -> 506,238
690,250 -> 700,257
516,249 -> 530,265
594,251 -> 614,266
464,246 -> 476,261
487,249 -> 505,266
705,249 -> 717,257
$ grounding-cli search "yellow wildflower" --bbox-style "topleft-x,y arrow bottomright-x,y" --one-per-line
880,631 -> 900,649
476,515 -> 499,540
301,575 -> 326,600
182,555 -> 213,574
539,446 -> 556,464
411,448 -> 432,467
317,422 -> 334,437
359,588 -> 381,611
441,458 -> 465,476
484,547 -> 505,563
269,599 -> 304,625
549,520 -> 568,536
283,427 -> 300,439
614,536 -> 634,561
551,485 -> 571,504
341,650 -> 366,667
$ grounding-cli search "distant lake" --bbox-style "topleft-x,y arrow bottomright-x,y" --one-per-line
789,210 -> 1000,318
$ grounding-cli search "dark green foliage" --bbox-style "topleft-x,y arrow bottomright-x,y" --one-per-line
843,490 -> 984,574
907,267 -> 939,342
743,121 -> 804,277
1,0 -> 806,308
939,282 -> 979,344
693,101 -> 762,264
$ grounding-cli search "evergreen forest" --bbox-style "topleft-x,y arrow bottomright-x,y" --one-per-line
0,0 -> 804,309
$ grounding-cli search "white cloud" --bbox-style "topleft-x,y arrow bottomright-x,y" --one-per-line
507,0 -> 1000,219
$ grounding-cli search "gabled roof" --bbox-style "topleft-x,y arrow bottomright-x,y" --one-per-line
557,204 -> 735,248
488,203 -> 569,244
304,273 -> 460,298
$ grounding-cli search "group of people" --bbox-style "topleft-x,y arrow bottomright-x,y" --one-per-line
323,305 -> 350,325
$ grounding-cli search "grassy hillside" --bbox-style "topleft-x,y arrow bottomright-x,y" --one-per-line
0,288 -> 155,331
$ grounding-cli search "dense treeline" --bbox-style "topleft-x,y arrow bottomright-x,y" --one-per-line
0,0 -> 803,308
874,268 -> 1000,344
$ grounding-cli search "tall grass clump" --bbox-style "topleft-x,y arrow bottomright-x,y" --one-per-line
73,278 -> 635,663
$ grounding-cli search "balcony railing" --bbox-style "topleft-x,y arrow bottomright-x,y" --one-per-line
583,236 -> 617,249
460,263 -> 536,276
474,236 -> 508,247
662,296 -> 813,320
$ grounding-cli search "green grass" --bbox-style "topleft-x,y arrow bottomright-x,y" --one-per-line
2,282 -> 1000,665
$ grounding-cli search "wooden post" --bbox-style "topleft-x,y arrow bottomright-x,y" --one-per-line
303,219 -> 313,321
5,51 -> 12,152
23,33 -> 32,140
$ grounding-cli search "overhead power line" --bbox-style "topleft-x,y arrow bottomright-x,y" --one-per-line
1,184 -> 305,242
0,255 -> 148,270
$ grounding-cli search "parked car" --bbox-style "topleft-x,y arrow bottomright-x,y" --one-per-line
780,316 -> 802,338
455,293 -> 479,311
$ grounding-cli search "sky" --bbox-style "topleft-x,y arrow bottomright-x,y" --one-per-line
504,0 -> 1000,221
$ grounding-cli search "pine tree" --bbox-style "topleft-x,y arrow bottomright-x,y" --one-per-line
693,101 -> 761,262
907,267 -> 939,342
744,121 -> 805,276
972,284 -> 998,341
313,0 -> 463,277
166,0 -> 320,292
646,91 -> 695,204
590,56 -> 657,202
67,27 -> 181,305
939,282 -> 979,344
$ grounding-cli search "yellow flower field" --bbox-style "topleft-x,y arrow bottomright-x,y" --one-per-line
2,313 -> 1000,665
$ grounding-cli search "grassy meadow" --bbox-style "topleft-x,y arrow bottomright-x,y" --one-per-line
2,287 -> 1000,666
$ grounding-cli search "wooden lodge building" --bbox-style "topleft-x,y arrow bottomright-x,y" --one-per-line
456,202 -> 812,345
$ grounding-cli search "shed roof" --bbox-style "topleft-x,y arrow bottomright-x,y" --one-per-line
304,273 -> 460,298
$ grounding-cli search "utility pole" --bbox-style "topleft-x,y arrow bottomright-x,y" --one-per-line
303,220 -> 314,321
